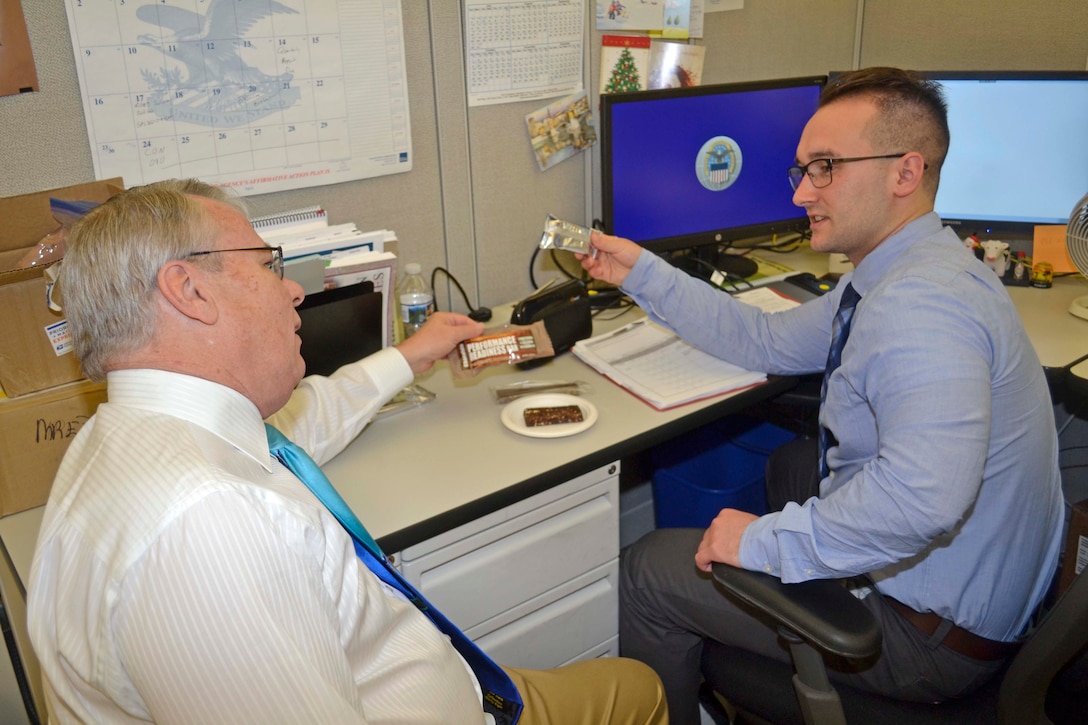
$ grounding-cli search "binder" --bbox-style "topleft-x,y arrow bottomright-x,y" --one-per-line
249,204 -> 393,259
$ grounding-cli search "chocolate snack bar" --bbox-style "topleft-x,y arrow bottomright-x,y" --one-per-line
523,405 -> 585,427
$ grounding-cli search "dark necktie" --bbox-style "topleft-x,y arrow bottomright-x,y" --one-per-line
818,282 -> 861,480
265,424 -> 523,725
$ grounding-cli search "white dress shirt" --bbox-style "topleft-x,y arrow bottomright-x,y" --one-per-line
27,351 -> 490,724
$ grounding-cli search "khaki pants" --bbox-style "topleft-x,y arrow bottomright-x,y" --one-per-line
505,657 -> 668,725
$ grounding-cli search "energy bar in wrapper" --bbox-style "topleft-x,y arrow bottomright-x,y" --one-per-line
539,214 -> 597,258
448,321 -> 556,379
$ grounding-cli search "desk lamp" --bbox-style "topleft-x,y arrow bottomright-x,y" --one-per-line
1068,191 -> 1088,320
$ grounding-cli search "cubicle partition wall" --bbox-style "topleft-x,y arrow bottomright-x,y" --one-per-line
2,1 -> 1086,314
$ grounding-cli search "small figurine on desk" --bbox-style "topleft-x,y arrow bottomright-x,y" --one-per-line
980,240 -> 1010,277
1012,251 -> 1028,283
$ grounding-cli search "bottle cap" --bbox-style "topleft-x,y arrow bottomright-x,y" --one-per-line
405,262 -> 421,275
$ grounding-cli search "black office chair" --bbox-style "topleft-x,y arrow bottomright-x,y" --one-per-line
699,562 -> 1088,724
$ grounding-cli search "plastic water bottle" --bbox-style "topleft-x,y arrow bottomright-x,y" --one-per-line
399,262 -> 434,338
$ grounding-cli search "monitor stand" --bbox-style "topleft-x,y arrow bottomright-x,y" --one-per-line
670,246 -> 760,284
711,253 -> 759,279
699,247 -> 759,280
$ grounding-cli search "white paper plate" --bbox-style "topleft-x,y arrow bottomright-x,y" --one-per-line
501,394 -> 598,439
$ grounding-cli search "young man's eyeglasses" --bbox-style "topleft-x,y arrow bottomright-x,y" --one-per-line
787,153 -> 915,191
186,246 -> 285,279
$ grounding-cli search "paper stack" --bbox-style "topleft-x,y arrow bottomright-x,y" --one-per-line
251,206 -> 395,260
251,206 -> 400,346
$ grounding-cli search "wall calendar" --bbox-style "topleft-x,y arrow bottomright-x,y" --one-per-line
63,0 -> 412,196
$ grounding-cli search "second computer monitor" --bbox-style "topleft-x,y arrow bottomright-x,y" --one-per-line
928,71 -> 1088,239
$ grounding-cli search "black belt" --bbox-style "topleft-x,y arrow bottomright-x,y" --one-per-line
884,597 -> 1020,661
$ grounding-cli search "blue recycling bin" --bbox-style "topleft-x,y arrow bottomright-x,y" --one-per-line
651,416 -> 798,529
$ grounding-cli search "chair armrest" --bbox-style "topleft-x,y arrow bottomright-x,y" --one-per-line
711,562 -> 881,659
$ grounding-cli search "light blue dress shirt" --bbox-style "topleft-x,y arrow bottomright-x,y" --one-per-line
621,213 -> 1064,642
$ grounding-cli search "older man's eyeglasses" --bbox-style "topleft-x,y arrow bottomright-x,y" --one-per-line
187,246 -> 285,279
787,153 -> 913,191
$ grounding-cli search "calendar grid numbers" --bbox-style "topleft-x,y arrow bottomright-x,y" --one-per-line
466,0 -> 585,107
65,0 -> 411,196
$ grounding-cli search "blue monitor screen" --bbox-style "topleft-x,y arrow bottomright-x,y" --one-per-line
928,72 -> 1088,238
600,76 -> 825,254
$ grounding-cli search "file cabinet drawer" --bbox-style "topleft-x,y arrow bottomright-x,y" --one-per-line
397,465 -> 619,631
468,561 -> 618,670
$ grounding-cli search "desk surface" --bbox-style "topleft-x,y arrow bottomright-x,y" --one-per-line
777,246 -> 1088,370
1004,276 -> 1087,369
2,247 -> 1085,584
323,318 -> 793,553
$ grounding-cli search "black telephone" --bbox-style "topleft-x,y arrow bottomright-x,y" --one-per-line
510,279 -> 593,364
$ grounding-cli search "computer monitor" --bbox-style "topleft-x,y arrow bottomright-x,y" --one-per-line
926,71 -> 1088,239
600,76 -> 826,275
297,281 -> 384,377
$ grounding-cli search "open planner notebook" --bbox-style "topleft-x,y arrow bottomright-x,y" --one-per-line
571,319 -> 766,410
571,286 -> 804,410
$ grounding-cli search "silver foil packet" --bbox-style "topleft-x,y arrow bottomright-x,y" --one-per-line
539,214 -> 597,257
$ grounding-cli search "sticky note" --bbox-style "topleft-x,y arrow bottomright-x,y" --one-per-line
1032,225 -> 1077,274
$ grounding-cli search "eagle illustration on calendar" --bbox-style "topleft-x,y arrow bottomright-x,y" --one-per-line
135,0 -> 302,127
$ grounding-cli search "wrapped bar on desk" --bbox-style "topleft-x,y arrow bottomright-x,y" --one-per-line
490,380 -> 593,404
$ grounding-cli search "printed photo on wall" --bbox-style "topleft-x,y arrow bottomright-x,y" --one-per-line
526,90 -> 598,172
647,41 -> 705,88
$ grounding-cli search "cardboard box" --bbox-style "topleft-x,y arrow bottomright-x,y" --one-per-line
0,178 -> 123,396
1058,498 -> 1088,597
0,379 -> 107,516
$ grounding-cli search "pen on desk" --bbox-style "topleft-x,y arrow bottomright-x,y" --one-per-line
583,318 -> 645,351
601,319 -> 646,339
612,319 -> 647,335
586,319 -> 651,357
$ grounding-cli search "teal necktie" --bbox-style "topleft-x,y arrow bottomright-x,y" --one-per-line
265,424 -> 523,724
265,424 -> 382,557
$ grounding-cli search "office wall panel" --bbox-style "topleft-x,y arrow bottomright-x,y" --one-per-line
0,0 -> 94,196
859,0 -> 1088,71
3,0 -> 1085,315
469,100 -> 590,309
697,0 -> 859,84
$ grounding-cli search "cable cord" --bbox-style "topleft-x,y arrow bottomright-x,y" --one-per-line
527,242 -> 593,289
430,266 -> 492,322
